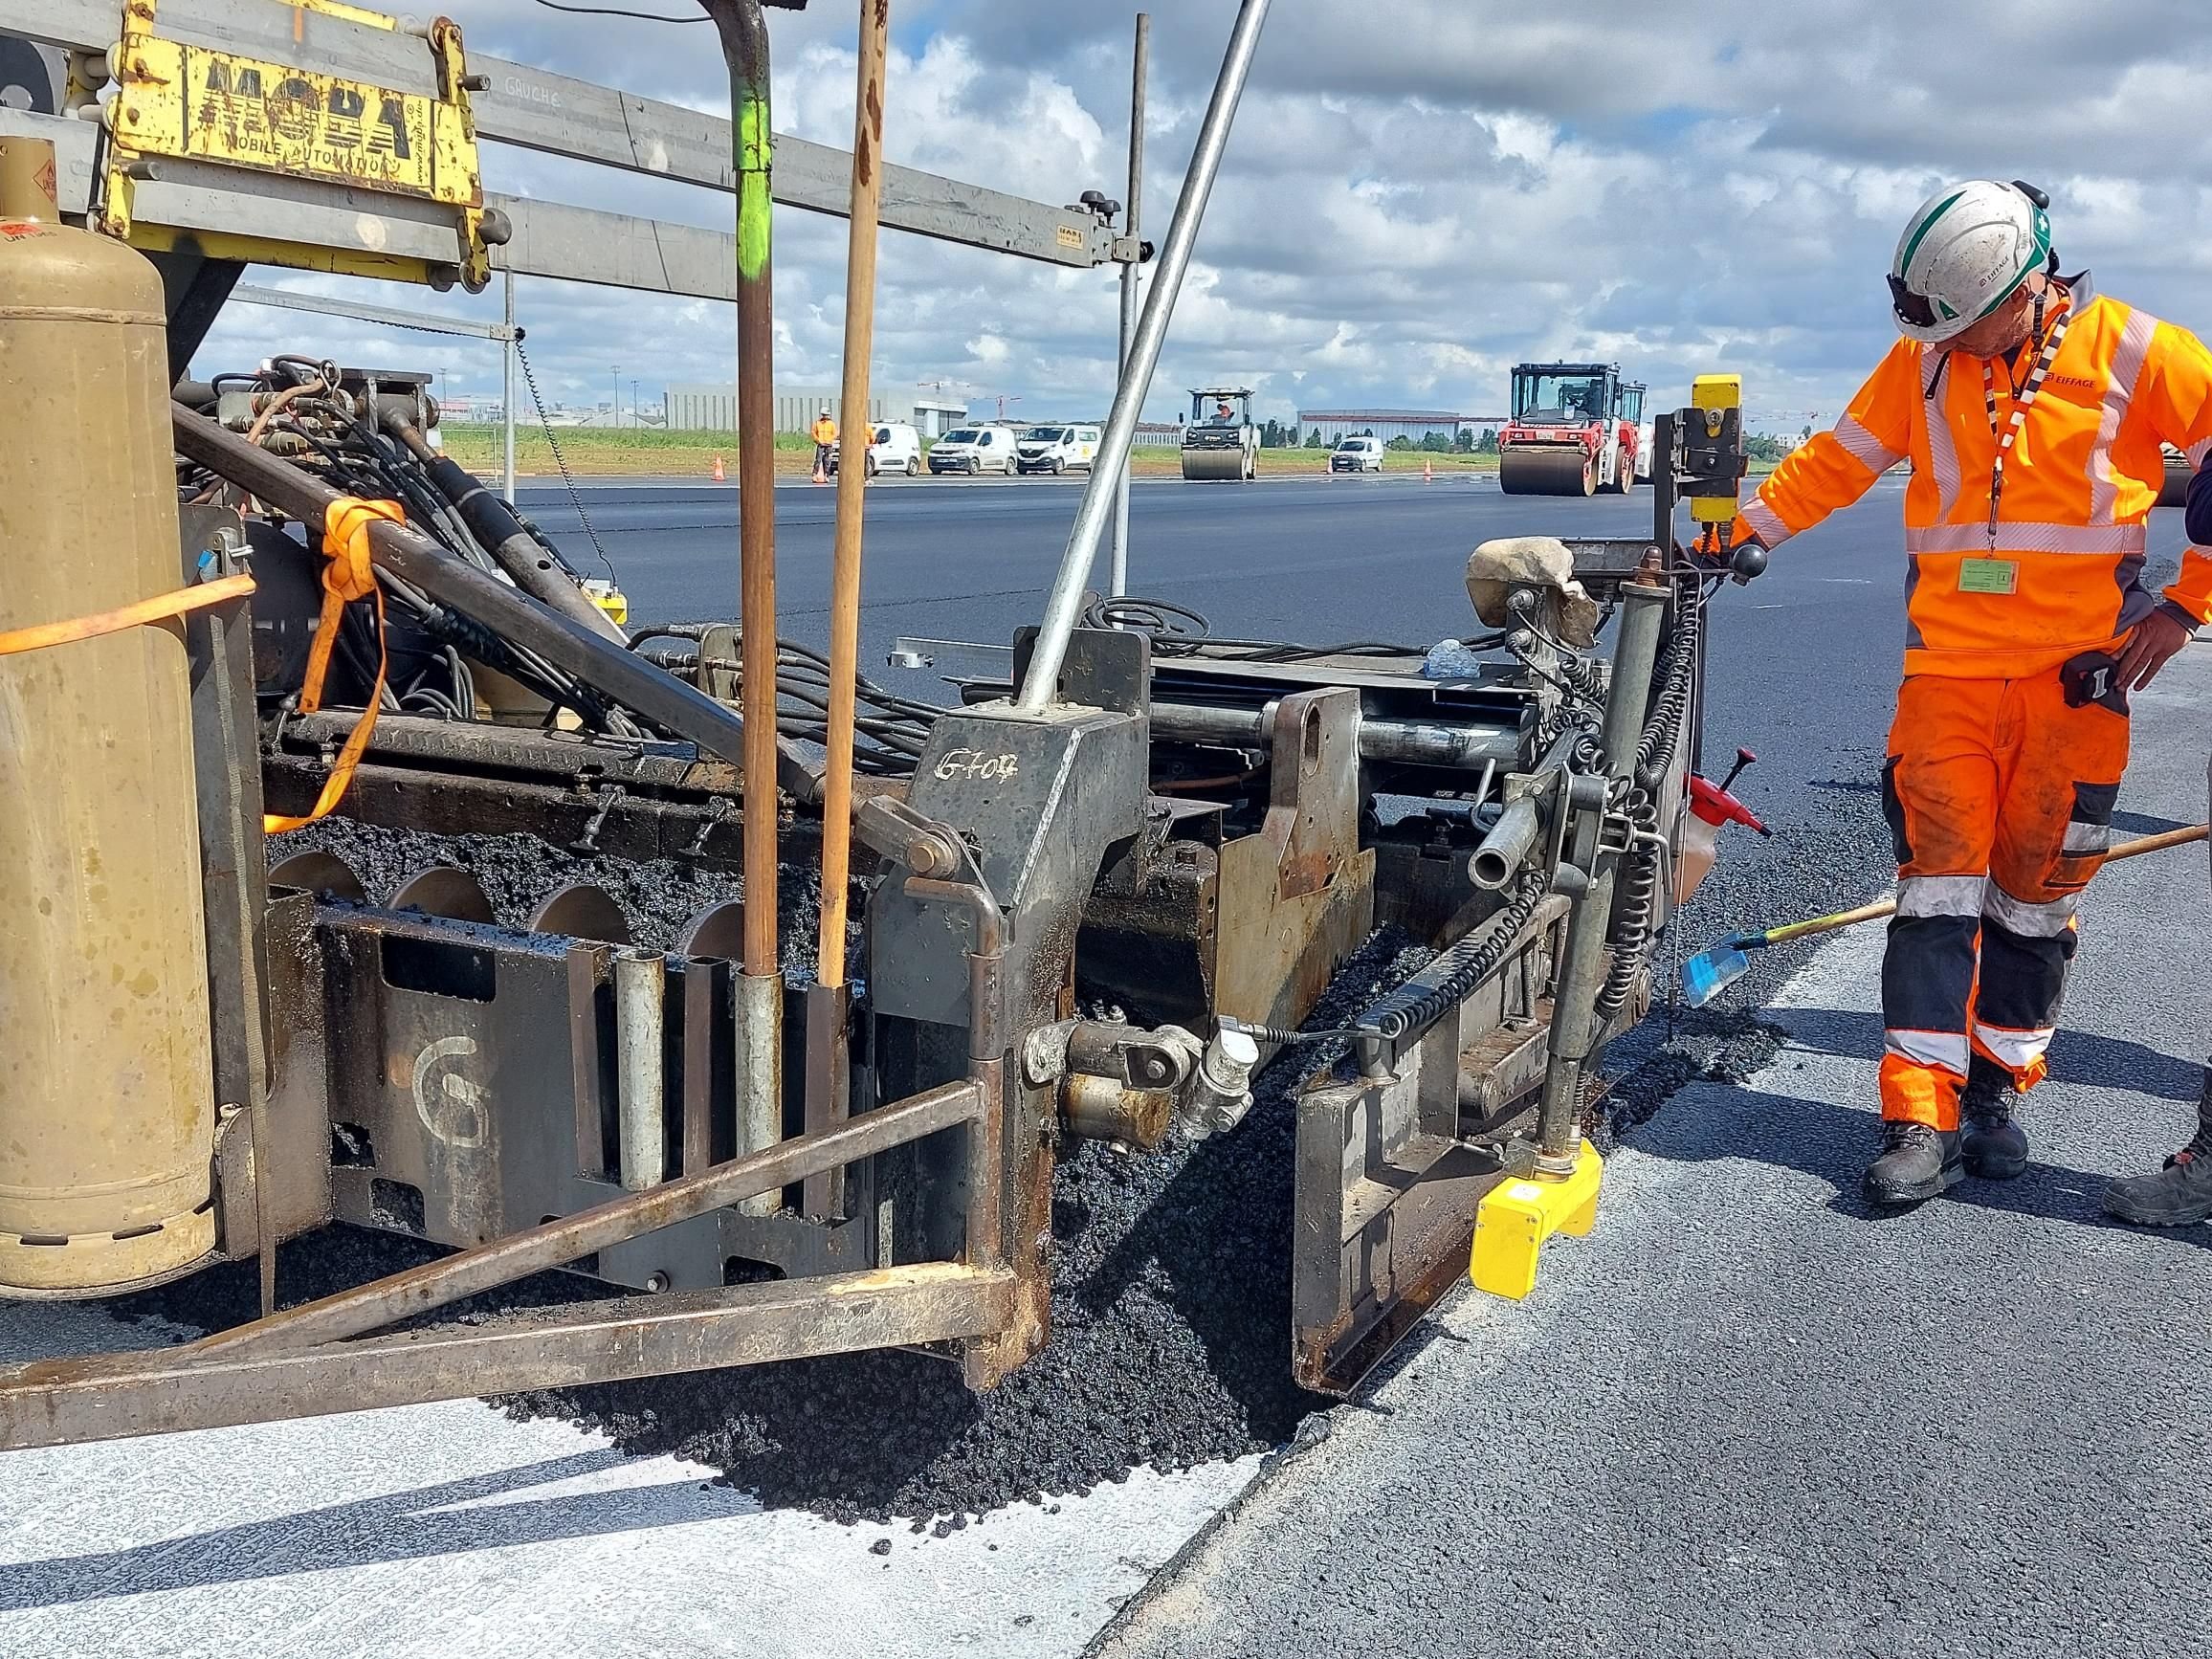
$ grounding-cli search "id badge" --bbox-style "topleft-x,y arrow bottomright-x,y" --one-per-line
1958,558 -> 2019,595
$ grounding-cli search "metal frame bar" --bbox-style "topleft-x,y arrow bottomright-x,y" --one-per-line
189,1076 -> 982,1359
0,1264 -> 1015,1449
229,282 -> 516,342
0,0 -> 1120,271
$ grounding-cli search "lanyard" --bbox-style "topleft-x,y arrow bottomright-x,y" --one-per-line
1980,307 -> 2070,548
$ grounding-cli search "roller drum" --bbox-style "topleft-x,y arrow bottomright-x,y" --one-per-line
0,158 -> 217,1293
1497,447 -> 1595,497
1181,445 -> 1250,482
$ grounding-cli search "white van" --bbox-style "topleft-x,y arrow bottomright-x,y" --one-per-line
1015,425 -> 1101,475
928,425 -> 1019,476
827,421 -> 922,478
1330,434 -> 1384,474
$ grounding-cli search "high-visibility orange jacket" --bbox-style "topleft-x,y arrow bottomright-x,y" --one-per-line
811,415 -> 838,445
1731,280 -> 2212,676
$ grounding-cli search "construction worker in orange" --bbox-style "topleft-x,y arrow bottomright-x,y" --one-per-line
811,408 -> 838,482
1727,180 -> 2212,1207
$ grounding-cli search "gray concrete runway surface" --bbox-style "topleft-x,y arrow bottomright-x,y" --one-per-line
4,476 -> 2207,1657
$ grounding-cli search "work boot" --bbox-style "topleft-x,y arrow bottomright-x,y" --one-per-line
1959,1055 -> 2029,1181
2103,1064 -> 2212,1227
1863,1119 -> 1962,1206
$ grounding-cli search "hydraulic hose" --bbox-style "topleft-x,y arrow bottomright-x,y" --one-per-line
380,409 -> 625,644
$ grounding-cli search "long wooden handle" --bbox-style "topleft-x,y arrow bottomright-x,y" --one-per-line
1759,823 -> 2209,946
815,0 -> 892,988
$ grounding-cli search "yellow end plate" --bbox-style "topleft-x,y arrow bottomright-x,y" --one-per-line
1692,373 -> 1742,411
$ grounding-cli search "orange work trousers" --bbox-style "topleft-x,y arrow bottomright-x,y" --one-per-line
1877,667 -> 2129,1130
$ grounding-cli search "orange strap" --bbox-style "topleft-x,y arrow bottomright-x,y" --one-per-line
265,498 -> 403,834
0,571 -> 256,656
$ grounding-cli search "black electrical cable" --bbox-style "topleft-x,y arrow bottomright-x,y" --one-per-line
1083,593 -> 1501,663
530,0 -> 709,18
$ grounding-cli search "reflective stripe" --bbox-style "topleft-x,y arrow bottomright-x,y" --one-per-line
2063,819 -> 2112,855
1982,882 -> 2078,938
1924,369 -> 1963,519
1897,874 -> 1985,918
2090,307 -> 2160,525
1904,521 -> 2146,556
1887,1028 -> 1970,1073
1742,495 -> 1790,547
1973,1021 -> 2054,1071
1833,413 -> 1903,475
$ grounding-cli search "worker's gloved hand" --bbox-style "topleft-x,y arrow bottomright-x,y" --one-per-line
1725,524 -> 1769,583
2115,606 -> 2195,692
1684,525 -> 1764,583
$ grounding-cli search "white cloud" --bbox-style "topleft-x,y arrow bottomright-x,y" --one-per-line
187,0 -> 2212,434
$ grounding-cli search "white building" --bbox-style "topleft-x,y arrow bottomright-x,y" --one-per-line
664,383 -> 967,438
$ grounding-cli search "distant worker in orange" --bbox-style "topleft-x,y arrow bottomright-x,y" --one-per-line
1727,180 -> 2212,1206
811,408 -> 838,476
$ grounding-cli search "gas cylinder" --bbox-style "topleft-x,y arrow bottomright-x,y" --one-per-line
0,137 -> 217,1293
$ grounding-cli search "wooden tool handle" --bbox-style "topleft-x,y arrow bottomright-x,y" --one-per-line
1761,823 -> 2208,946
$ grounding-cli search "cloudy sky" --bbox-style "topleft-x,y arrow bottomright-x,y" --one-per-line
188,0 -> 2212,432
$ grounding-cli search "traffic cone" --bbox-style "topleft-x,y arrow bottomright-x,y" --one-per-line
1424,457 -> 1433,483
812,457 -> 829,485
711,453 -> 725,482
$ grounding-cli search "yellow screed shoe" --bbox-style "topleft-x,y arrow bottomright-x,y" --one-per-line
1469,1139 -> 1604,1300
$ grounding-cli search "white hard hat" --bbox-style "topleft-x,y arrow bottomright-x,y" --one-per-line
1888,180 -> 2054,344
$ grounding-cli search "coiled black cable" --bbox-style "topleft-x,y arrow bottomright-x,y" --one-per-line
1600,578 -> 1707,1017
1595,788 -> 1661,1023
1357,869 -> 1550,1042
1634,581 -> 1701,793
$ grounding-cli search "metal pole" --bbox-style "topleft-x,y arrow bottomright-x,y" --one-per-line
614,949 -> 667,1191
1016,0 -> 1272,712
501,270 -> 517,504
702,0 -> 788,1198
1531,570 -> 1669,1175
701,0 -> 783,986
817,0 -> 891,988
1108,12 -> 1148,601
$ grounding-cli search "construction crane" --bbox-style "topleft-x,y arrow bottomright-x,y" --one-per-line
0,0 -> 1763,1449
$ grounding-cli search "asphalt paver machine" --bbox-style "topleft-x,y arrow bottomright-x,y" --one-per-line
0,0 -> 1760,1448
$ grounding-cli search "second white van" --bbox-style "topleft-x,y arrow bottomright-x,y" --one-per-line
1015,426 -> 1101,475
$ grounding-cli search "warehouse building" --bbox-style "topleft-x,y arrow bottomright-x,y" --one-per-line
1298,409 -> 1492,446
664,384 -> 967,437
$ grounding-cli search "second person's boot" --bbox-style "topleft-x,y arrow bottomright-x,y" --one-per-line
2103,1061 -> 2212,1226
